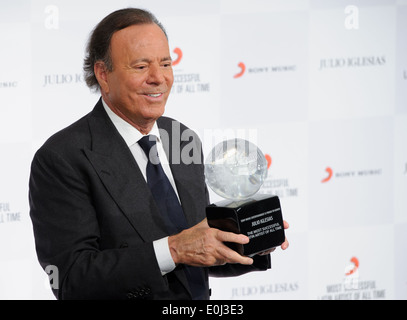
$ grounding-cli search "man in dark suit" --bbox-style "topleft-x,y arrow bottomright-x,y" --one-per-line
29,8 -> 288,300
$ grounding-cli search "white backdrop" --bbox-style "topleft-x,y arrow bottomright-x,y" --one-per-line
0,0 -> 406,300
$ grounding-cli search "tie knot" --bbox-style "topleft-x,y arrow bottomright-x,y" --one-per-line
138,135 -> 157,154
138,135 -> 159,164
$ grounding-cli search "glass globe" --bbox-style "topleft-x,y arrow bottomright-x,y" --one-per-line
205,138 -> 268,200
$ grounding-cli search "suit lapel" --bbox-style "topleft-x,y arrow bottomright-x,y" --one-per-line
157,117 -> 207,298
157,117 -> 205,228
84,99 -> 168,242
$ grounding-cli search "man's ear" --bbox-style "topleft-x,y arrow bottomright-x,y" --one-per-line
94,61 -> 109,93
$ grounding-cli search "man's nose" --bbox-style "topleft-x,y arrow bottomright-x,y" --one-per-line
146,64 -> 165,85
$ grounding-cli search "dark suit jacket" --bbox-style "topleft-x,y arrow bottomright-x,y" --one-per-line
29,98 -> 270,300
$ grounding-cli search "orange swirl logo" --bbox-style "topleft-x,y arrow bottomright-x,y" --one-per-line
172,47 -> 183,66
321,167 -> 333,183
345,257 -> 359,276
265,154 -> 272,170
234,62 -> 246,78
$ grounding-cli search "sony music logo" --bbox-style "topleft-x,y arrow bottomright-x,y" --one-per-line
321,166 -> 382,183
233,62 -> 297,79
319,55 -> 386,71
0,81 -> 18,89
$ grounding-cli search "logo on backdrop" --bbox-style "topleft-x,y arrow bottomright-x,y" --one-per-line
345,256 -> 359,276
171,46 -> 211,95
319,55 -> 386,71
0,202 -> 22,224
234,62 -> 246,79
233,61 -> 297,78
344,256 -> 360,291
231,282 -> 299,299
43,73 -> 84,87
265,154 -> 272,170
259,153 -> 299,198
172,47 -> 183,66
320,257 -> 386,300
0,81 -> 18,89
320,166 -> 382,183
321,167 -> 333,183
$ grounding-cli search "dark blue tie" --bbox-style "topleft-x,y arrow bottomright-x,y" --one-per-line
138,135 -> 205,300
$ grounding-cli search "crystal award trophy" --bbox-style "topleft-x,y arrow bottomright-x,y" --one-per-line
205,138 -> 285,257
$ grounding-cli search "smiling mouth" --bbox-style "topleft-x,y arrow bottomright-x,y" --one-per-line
145,93 -> 163,98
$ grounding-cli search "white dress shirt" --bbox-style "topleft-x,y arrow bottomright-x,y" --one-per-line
102,99 -> 176,275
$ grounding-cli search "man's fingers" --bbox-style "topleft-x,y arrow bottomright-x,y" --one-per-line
215,229 -> 250,245
281,237 -> 289,250
212,230 -> 253,265
217,244 -> 253,265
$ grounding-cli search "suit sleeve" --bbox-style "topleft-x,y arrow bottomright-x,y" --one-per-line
29,147 -> 168,300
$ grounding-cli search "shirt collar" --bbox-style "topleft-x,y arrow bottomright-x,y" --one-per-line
101,98 -> 161,147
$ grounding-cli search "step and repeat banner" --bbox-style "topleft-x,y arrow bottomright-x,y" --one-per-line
0,0 -> 406,300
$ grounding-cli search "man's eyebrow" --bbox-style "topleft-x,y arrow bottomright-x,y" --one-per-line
131,56 -> 172,64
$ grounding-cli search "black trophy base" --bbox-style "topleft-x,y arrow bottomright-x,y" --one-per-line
206,194 -> 285,257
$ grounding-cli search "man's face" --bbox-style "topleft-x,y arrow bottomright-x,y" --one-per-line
100,23 -> 174,129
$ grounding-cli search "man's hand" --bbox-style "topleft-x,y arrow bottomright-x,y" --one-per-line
168,219 -> 254,267
258,220 -> 290,255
